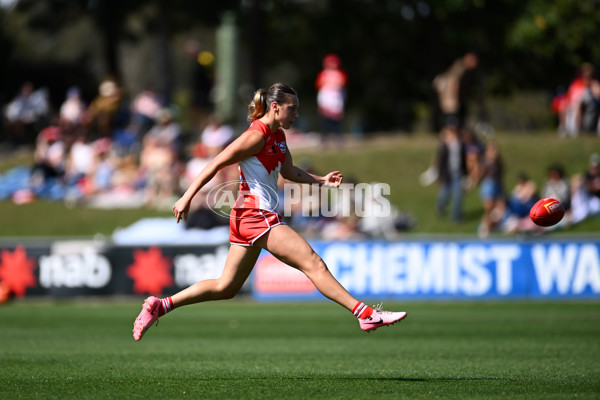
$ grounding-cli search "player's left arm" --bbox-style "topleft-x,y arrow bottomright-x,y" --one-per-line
280,146 -> 343,188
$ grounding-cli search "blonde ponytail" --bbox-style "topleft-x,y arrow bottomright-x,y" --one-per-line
247,83 -> 297,122
247,89 -> 267,122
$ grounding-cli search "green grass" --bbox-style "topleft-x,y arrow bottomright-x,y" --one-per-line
0,201 -> 171,237
0,300 -> 598,399
1,131 -> 599,237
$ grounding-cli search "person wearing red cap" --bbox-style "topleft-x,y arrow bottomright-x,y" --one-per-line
315,54 -> 348,146
32,126 -> 65,181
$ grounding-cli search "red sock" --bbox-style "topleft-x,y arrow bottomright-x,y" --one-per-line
158,297 -> 174,317
352,302 -> 374,319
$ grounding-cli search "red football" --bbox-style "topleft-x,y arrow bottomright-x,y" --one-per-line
529,198 -> 565,227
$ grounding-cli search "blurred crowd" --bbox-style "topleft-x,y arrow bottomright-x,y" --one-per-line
431,123 -> 600,238
0,74 -> 415,240
0,77 -> 238,215
1,55 -> 598,240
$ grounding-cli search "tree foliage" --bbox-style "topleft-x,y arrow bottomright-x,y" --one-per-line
1,0 -> 598,131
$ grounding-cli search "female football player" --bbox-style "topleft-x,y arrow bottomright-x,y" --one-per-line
133,83 -> 406,340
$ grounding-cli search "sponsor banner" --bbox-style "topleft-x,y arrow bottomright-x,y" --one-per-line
1,239 -> 599,300
253,253 -> 314,296
0,241 -> 232,298
252,240 -> 600,300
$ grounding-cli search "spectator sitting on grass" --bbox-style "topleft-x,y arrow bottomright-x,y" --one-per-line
503,172 -> 540,235
30,126 -> 66,193
130,86 -> 163,135
4,82 -> 50,146
570,153 -> 600,224
84,79 -> 122,138
541,163 -> 571,210
200,113 -> 234,154
59,86 -> 87,147
140,109 -> 182,209
64,133 -> 94,200
508,172 -> 539,218
83,137 -> 115,197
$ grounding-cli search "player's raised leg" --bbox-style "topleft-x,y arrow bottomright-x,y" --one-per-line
254,224 -> 407,332
133,244 -> 262,341
171,244 -> 261,306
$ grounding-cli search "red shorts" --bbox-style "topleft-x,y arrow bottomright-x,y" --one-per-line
229,208 -> 285,246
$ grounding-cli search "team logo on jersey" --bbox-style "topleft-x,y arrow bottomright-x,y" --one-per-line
268,141 -> 287,155
278,142 -> 287,153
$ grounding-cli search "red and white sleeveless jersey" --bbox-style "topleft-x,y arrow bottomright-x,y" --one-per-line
236,120 -> 287,212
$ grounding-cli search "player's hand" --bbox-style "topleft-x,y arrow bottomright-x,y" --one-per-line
322,171 -> 343,188
173,197 -> 191,223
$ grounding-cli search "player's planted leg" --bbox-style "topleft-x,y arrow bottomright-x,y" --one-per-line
132,245 -> 261,341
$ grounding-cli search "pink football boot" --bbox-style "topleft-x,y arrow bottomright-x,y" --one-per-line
132,296 -> 161,341
359,305 -> 407,333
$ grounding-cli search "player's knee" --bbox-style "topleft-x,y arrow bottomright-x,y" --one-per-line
220,289 -> 238,300
304,252 -> 328,275
215,281 -> 239,300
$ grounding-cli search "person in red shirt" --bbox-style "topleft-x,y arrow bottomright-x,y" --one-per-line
555,63 -> 595,137
133,83 -> 407,340
316,54 -> 348,145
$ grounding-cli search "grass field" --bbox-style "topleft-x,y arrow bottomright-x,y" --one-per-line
1,131 -> 599,238
1,299 -> 599,399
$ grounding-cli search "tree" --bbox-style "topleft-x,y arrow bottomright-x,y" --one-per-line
506,0 -> 600,88
2,0 -> 599,132
7,0 -> 238,101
